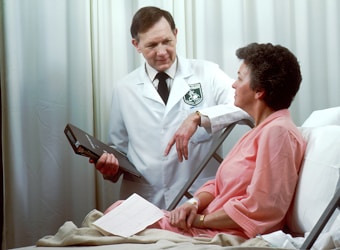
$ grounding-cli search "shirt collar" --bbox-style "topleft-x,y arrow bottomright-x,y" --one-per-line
145,57 -> 177,82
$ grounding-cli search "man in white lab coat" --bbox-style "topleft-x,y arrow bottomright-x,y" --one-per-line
94,6 -> 248,209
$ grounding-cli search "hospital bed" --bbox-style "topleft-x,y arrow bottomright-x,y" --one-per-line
11,107 -> 340,250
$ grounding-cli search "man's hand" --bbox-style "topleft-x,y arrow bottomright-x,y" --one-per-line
164,112 -> 201,162
91,152 -> 120,176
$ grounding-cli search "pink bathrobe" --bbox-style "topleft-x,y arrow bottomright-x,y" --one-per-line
156,109 -> 306,238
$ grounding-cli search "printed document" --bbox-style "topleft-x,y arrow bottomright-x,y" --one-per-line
92,193 -> 164,237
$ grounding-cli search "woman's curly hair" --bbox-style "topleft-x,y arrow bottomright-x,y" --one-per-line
236,43 -> 302,110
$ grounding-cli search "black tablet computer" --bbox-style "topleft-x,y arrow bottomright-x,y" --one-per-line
64,123 -> 141,178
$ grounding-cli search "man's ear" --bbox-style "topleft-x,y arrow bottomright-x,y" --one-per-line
173,28 -> 178,37
132,39 -> 141,53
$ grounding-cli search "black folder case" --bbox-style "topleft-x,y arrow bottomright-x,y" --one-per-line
64,123 -> 141,178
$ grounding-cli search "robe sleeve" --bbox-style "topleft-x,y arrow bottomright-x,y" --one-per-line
194,179 -> 217,197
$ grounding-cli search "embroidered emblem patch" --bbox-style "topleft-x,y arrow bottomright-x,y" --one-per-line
183,83 -> 203,106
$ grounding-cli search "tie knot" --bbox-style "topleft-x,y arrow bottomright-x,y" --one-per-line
156,72 -> 169,81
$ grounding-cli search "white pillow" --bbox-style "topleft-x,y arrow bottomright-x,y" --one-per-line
286,125 -> 340,234
302,106 -> 340,127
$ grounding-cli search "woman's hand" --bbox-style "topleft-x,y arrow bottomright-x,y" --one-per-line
168,202 -> 198,231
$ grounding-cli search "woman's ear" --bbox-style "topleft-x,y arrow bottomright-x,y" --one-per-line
255,89 -> 265,100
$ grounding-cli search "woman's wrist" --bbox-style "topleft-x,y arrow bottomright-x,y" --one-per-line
186,197 -> 199,209
193,214 -> 206,228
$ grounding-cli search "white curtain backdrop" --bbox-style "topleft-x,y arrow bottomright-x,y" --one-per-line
1,0 -> 339,248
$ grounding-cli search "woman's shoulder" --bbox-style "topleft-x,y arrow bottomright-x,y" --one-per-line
262,115 -> 304,143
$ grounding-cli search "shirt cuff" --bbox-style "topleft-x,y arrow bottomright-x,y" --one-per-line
199,113 -> 212,134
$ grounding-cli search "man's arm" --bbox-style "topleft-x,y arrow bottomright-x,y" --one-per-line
164,105 -> 250,162
165,63 -> 251,162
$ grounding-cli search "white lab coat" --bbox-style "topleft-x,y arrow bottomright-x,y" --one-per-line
108,56 -> 248,209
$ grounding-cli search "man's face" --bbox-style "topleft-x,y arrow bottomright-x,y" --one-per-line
132,17 -> 177,72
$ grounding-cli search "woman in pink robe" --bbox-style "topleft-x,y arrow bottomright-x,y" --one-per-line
106,43 -> 306,239
152,43 -> 306,238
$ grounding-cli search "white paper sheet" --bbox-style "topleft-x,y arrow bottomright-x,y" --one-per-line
92,193 -> 164,237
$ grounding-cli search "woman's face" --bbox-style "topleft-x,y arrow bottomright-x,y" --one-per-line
232,62 -> 257,112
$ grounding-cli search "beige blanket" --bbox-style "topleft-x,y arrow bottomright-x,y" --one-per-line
36,209 -> 284,249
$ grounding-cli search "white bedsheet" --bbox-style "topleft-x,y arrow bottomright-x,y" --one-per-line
20,207 -> 337,250
11,209 -> 285,250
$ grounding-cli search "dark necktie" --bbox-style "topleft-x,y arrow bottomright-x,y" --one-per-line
156,72 -> 169,104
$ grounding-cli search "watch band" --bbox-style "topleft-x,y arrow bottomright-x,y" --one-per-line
199,214 -> 205,226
